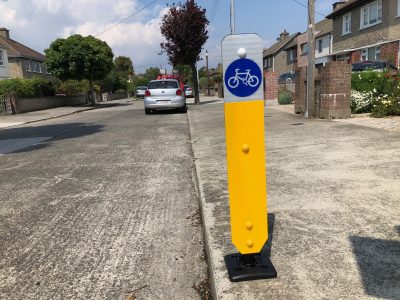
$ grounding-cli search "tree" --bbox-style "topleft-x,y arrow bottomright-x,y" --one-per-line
160,0 -> 209,104
144,67 -> 161,82
114,56 -> 134,78
45,34 -> 114,105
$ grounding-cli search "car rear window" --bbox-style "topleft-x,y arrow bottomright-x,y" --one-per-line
149,81 -> 178,89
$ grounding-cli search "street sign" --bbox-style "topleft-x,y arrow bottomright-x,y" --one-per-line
224,58 -> 262,97
222,33 -> 276,282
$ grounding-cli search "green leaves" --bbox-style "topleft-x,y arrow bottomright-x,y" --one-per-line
45,34 -> 114,82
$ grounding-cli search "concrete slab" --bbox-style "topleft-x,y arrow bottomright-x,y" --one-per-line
188,100 -> 400,299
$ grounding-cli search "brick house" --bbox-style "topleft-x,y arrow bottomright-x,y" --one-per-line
263,30 -> 301,76
326,0 -> 400,66
0,28 -> 52,79
0,39 -> 10,80
296,19 -> 334,68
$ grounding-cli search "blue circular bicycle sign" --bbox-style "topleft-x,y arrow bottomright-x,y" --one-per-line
224,58 -> 262,97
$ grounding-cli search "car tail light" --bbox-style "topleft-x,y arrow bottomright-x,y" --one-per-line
145,90 -> 151,96
176,89 -> 182,96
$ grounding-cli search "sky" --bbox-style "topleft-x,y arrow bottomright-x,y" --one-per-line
0,0 -> 337,73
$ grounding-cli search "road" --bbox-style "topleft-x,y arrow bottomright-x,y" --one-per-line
0,100 -> 209,299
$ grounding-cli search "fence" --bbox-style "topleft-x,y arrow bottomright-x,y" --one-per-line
0,94 -> 13,115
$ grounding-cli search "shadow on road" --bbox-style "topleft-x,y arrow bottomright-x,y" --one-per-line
0,123 -> 105,154
349,236 -> 400,299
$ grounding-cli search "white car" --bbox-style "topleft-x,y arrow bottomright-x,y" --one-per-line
184,85 -> 194,98
144,79 -> 187,114
136,86 -> 147,98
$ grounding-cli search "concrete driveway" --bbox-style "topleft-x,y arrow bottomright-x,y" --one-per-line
188,100 -> 400,299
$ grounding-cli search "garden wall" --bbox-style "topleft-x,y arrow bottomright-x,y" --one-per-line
14,95 -> 87,114
295,61 -> 351,119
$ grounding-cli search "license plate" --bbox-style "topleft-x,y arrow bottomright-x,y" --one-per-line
156,100 -> 171,103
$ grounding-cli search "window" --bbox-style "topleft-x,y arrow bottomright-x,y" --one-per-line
360,0 -> 382,29
0,49 -> 4,66
318,39 -> 323,53
148,80 -> 178,89
264,57 -> 273,68
25,60 -> 31,71
343,13 -> 351,35
31,61 -> 42,73
360,46 -> 382,61
287,48 -> 297,63
361,49 -> 368,61
301,43 -> 308,55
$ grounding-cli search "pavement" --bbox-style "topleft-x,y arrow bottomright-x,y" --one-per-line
0,97 -> 400,300
188,98 -> 400,299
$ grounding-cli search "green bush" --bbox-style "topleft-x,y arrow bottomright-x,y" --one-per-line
0,77 -> 56,98
115,89 -> 125,93
371,85 -> 400,117
278,89 -> 292,105
57,80 -> 90,96
352,71 -> 393,94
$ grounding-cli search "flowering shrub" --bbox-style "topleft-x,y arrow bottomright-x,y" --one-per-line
351,70 -> 400,117
350,90 -> 373,113
371,85 -> 400,117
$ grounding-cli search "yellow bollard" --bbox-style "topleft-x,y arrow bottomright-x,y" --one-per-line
222,34 -> 277,282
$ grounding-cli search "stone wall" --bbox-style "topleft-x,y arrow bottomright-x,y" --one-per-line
15,95 -> 87,114
264,71 -> 278,100
295,61 -> 351,119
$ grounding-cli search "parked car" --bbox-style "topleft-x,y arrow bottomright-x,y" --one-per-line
144,79 -> 186,114
184,85 -> 194,98
351,60 -> 398,72
136,86 -> 148,98
278,72 -> 296,84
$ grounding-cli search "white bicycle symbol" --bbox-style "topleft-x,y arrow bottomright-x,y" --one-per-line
227,68 -> 260,89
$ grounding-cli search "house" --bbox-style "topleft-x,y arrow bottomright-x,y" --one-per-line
326,0 -> 400,66
296,19 -> 334,68
263,30 -> 301,76
0,39 -> 10,80
0,28 -> 52,79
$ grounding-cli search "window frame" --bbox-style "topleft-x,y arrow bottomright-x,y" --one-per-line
360,0 -> 382,30
318,39 -> 323,53
360,46 -> 382,61
0,49 -> 4,66
25,60 -> 31,72
301,43 -> 309,55
342,13 -> 352,35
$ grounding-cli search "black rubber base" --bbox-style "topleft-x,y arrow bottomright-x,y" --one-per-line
224,252 -> 277,282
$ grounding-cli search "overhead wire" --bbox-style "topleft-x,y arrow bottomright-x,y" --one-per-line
95,0 -> 160,37
291,0 -> 326,17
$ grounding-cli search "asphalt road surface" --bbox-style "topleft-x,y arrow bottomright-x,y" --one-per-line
0,101 -> 208,299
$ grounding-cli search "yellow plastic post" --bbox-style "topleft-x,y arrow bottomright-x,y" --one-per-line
222,34 -> 268,255
224,100 -> 267,254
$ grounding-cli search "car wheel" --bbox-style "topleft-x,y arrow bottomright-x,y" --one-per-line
145,108 -> 151,114
179,105 -> 187,113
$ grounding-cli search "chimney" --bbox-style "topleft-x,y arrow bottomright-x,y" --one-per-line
0,28 -> 10,39
279,30 -> 289,41
332,1 -> 347,11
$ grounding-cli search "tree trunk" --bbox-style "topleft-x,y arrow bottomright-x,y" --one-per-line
191,63 -> 200,105
89,79 -> 97,106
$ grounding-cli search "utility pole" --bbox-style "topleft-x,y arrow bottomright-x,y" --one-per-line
230,0 -> 235,34
306,0 -> 316,118
206,50 -> 210,96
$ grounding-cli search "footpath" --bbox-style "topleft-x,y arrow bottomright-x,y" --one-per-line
188,97 -> 400,299
0,98 -> 135,129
